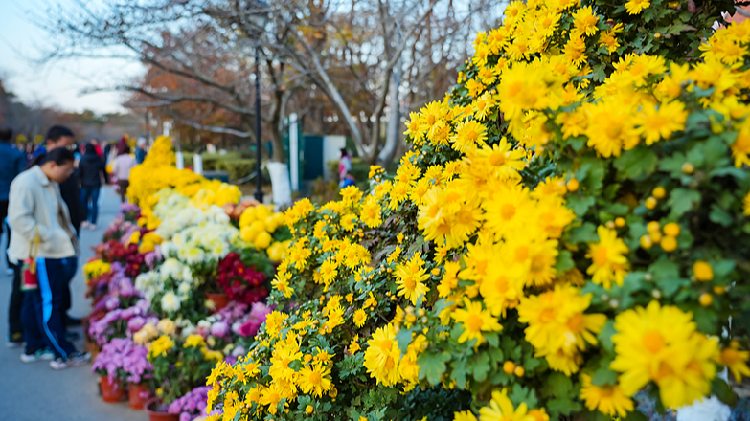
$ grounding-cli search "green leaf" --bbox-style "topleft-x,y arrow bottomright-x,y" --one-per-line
567,196 -> 596,216
472,352 -> 490,382
451,361 -> 467,389
710,167 -> 747,181
591,367 -> 618,386
598,321 -> 616,354
649,256 -> 679,279
546,397 -> 581,415
693,306 -> 718,335
568,222 -> 598,244
614,146 -> 658,180
714,260 -> 736,278
712,378 -> 738,407
418,350 -> 449,386
396,328 -> 413,355
556,251 -> 575,272
655,277 -> 690,298
659,152 -> 687,178
622,410 -> 649,421
668,188 -> 701,218
710,205 -> 734,227
547,372 -> 574,398
509,386 -> 538,409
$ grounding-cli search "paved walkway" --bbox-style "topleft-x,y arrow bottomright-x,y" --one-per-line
0,187 -> 142,421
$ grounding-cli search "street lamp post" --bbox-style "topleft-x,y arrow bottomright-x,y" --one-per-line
254,45 -> 263,203
249,0 -> 267,204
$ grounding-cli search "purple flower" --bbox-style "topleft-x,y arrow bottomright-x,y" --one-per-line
92,338 -> 151,383
231,345 -> 246,357
169,386 -> 211,418
105,297 -> 120,310
210,321 -> 230,337
127,316 -> 146,333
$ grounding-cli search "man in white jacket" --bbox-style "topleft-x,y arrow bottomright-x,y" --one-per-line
8,148 -> 90,369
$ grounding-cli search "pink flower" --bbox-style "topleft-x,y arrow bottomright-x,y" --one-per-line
210,321 -> 230,337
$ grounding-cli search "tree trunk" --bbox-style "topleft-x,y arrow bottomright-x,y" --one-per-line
378,66 -> 401,165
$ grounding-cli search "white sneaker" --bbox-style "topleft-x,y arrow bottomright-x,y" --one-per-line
89,224 -> 97,230
81,221 -> 90,228
20,349 -> 55,363
50,351 -> 91,369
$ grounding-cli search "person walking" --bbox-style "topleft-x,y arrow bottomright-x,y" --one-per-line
79,144 -> 109,230
9,147 -> 90,368
0,126 -> 26,273
111,145 -> 137,203
135,138 -> 148,164
32,126 -> 83,331
338,148 -> 352,188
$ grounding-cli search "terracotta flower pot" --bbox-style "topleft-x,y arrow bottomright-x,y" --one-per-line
101,376 -> 126,403
205,292 -> 229,312
86,341 -> 101,362
147,402 -> 179,421
128,383 -> 150,410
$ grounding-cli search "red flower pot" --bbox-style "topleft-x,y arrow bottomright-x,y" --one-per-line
147,402 -> 179,421
205,292 -> 229,312
128,383 -> 150,410
101,376 -> 126,403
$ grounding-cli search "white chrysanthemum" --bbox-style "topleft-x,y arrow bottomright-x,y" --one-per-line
179,247 -> 205,265
177,282 -> 192,294
172,233 -> 186,247
181,322 -> 196,338
212,243 -> 229,259
161,291 -> 181,312
180,267 -> 193,282
161,258 -> 183,279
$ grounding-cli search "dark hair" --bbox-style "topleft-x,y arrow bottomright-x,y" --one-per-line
122,145 -> 131,154
0,126 -> 12,143
43,147 -> 76,166
340,148 -> 349,157
84,143 -> 97,155
46,125 -> 74,143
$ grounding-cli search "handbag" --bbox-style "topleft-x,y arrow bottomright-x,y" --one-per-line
20,227 -> 40,291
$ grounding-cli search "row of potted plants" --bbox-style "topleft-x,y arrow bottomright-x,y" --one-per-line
82,171 -> 287,420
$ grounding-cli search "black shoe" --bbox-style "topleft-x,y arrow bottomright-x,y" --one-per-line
65,316 -> 82,327
65,331 -> 81,342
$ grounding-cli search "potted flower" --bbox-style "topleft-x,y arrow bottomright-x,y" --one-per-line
212,252 -> 270,310
92,338 -> 132,403
167,386 -> 213,421
147,334 -> 220,421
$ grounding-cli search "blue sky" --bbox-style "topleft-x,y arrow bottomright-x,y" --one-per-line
0,0 -> 144,114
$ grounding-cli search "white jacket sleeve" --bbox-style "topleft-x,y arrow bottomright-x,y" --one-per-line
8,180 -> 52,244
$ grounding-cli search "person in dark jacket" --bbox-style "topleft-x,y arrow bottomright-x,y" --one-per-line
79,143 -> 109,230
0,126 -> 27,347
31,125 -> 82,331
0,126 -> 26,272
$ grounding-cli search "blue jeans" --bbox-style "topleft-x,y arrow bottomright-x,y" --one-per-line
21,257 -> 78,358
80,187 -> 101,224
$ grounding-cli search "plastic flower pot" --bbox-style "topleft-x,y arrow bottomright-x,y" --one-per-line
128,383 -> 150,410
147,400 -> 179,421
205,292 -> 229,312
101,376 -> 126,403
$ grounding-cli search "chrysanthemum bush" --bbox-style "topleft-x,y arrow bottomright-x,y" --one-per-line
207,1 -> 750,420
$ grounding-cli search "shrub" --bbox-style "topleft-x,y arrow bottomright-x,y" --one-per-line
215,158 -> 256,181
209,2 -> 750,421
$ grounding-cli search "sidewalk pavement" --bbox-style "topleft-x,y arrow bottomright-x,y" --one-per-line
0,187 -> 142,421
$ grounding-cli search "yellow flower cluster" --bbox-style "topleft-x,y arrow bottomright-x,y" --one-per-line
83,259 -> 111,281
208,1 -> 750,420
127,136 -> 241,222
239,204 -> 288,260
610,301 -> 717,409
